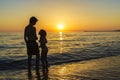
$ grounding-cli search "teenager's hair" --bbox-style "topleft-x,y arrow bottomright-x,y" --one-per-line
39,29 -> 47,37
29,16 -> 38,23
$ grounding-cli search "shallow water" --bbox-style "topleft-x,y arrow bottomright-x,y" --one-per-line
0,32 -> 120,80
0,56 -> 120,80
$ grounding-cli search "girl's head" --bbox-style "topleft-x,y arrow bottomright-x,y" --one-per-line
39,29 -> 47,37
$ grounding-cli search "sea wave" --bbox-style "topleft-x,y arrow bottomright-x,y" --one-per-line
0,49 -> 120,71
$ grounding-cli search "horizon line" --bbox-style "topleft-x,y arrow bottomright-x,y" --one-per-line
0,30 -> 120,33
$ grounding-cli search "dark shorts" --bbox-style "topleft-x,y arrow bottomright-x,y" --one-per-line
26,41 -> 39,55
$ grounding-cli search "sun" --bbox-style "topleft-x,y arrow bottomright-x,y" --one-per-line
58,24 -> 64,30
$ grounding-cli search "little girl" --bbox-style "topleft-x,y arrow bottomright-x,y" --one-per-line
38,29 -> 48,72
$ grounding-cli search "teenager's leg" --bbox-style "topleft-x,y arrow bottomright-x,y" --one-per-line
28,55 -> 32,72
36,54 -> 40,69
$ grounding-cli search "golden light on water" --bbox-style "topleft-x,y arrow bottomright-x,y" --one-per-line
59,67 -> 67,74
59,32 -> 63,40
59,32 -> 63,53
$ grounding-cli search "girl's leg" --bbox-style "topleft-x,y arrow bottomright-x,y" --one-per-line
41,47 -> 48,72
43,51 -> 48,72
41,52 -> 45,69
46,59 -> 48,68
44,58 -> 48,72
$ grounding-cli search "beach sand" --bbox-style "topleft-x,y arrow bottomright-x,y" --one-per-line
0,55 -> 120,80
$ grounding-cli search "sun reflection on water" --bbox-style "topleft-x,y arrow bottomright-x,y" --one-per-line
59,32 -> 63,53
59,32 -> 63,40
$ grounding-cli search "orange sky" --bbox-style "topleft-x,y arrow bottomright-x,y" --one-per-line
0,0 -> 120,32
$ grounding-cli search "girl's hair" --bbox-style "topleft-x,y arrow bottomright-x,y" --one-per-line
39,29 -> 47,36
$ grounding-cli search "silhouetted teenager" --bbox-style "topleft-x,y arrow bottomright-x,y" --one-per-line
38,29 -> 48,73
24,16 -> 40,73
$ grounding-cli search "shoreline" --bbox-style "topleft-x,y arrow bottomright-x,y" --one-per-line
0,52 -> 118,71
0,55 -> 120,80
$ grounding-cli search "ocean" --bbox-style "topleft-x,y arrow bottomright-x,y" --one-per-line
0,32 -> 120,80
0,32 -> 120,64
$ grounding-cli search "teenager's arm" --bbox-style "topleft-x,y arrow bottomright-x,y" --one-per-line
33,27 -> 38,40
24,28 -> 27,43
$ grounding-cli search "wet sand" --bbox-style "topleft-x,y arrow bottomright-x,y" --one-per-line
0,55 -> 120,80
